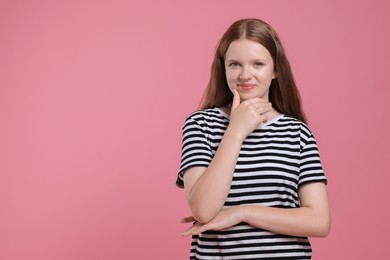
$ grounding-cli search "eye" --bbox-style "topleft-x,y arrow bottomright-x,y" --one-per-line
229,62 -> 241,68
254,62 -> 264,68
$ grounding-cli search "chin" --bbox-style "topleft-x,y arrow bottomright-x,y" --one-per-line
241,93 -> 268,100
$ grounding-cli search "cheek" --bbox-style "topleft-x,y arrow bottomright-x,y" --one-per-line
257,69 -> 275,81
225,70 -> 236,84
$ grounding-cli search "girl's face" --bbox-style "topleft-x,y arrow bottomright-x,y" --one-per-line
224,38 -> 276,101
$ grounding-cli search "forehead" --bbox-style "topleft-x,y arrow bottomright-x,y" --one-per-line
225,38 -> 272,60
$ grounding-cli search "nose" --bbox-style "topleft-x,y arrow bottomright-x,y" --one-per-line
239,66 -> 252,81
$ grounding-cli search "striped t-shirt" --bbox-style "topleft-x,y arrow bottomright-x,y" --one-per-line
176,108 -> 327,259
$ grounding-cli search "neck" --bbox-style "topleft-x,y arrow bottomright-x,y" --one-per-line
220,105 -> 281,123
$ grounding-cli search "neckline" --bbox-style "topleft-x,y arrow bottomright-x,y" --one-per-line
215,107 -> 284,128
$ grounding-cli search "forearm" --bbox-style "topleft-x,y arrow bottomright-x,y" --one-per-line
187,128 -> 243,223
241,204 -> 331,237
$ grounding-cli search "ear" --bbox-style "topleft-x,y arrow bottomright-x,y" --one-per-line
272,70 -> 277,79
271,63 -> 277,79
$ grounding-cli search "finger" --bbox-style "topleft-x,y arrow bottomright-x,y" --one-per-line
180,216 -> 196,223
181,222 -> 200,237
181,227 -> 194,237
231,89 -> 240,110
181,226 -> 195,237
192,224 -> 209,235
259,114 -> 269,123
255,105 -> 273,115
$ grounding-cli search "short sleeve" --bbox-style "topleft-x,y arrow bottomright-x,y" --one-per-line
299,126 -> 327,186
176,116 -> 213,188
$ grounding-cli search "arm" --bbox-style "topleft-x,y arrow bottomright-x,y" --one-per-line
183,182 -> 331,238
183,90 -> 272,223
183,130 -> 243,224
242,182 -> 331,237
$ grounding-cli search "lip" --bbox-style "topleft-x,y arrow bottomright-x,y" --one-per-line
238,84 -> 255,91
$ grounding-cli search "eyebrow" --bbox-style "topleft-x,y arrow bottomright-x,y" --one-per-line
225,58 -> 269,63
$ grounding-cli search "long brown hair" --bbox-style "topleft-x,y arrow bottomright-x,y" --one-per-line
199,18 -> 307,123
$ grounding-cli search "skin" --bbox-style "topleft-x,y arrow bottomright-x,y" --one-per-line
181,38 -> 330,238
225,38 -> 277,101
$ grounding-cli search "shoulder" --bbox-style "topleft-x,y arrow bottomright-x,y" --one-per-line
279,115 -> 312,132
181,108 -> 229,136
280,116 -> 320,152
277,115 -> 315,144
184,108 -> 227,126
186,108 -> 223,120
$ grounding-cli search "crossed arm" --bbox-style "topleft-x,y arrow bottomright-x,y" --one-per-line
181,90 -> 331,238
182,177 -> 330,238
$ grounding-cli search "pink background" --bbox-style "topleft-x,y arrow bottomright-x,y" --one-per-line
1,0 -> 389,259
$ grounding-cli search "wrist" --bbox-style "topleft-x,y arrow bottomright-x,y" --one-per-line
239,205 -> 251,223
224,126 -> 246,143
